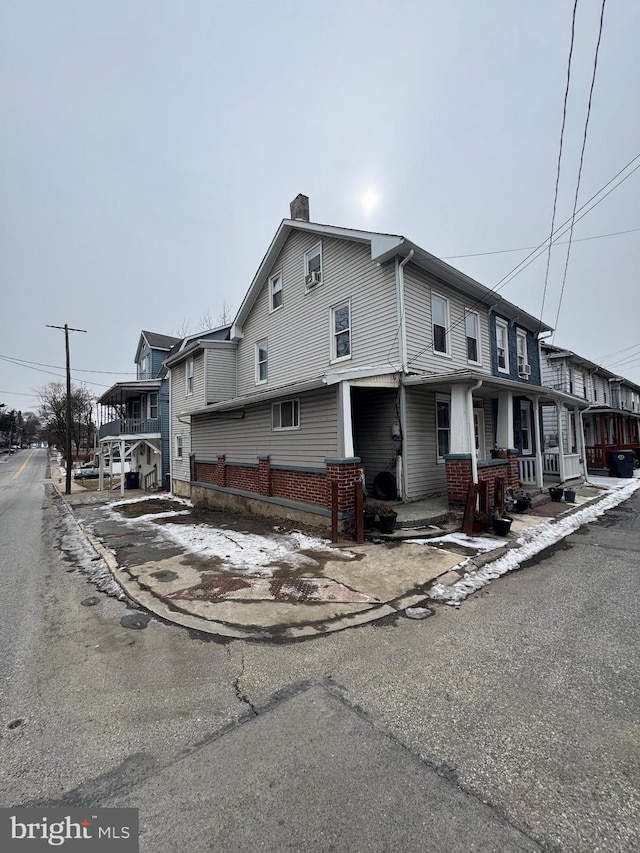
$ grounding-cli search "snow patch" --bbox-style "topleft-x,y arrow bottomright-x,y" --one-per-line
406,532 -> 505,552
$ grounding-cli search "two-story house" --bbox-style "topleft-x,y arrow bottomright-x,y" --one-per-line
164,325 -> 233,497
182,196 -> 587,526
541,342 -> 640,474
97,330 -> 181,494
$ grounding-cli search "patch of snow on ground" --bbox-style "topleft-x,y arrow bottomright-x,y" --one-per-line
429,478 -> 640,606
110,494 -> 192,508
586,471 -> 640,489
406,532 -> 505,552
156,523 -> 354,575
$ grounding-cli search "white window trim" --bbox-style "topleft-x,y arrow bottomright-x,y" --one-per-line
185,357 -> 194,396
520,400 -> 532,455
431,292 -> 451,358
330,299 -> 352,364
304,242 -> 323,291
436,393 -> 451,462
174,434 -> 183,459
516,329 -> 530,377
269,270 -> 283,312
495,318 -> 510,374
465,309 -> 482,365
147,392 -> 158,420
255,339 -> 268,385
272,398 -> 300,431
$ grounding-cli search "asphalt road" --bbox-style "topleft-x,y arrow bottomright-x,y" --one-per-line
1,450 -> 638,852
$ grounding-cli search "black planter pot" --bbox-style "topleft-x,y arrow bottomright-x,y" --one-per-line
363,512 -> 377,532
564,489 -> 576,503
549,486 -> 564,502
492,516 -> 513,536
377,513 -> 397,534
513,497 -> 531,513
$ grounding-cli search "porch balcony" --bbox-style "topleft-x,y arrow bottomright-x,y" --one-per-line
586,443 -> 639,471
99,417 -> 161,439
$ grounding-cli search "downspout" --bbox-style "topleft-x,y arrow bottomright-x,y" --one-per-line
397,250 -> 414,373
579,402 -> 598,484
468,379 -> 483,484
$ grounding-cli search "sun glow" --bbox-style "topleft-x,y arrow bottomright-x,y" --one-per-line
360,188 -> 380,215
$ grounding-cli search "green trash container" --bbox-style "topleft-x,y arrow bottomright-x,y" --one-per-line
607,450 -> 635,478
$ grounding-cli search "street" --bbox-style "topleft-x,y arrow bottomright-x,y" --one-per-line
1,448 -> 638,851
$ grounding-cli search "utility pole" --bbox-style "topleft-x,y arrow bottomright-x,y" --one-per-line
46,324 -> 87,494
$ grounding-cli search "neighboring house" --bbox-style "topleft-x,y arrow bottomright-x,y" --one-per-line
541,342 -> 640,474
180,195 -> 587,527
97,331 -> 181,494
164,325 -> 233,497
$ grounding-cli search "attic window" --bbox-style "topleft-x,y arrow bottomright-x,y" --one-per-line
270,271 -> 283,311
304,243 -> 322,290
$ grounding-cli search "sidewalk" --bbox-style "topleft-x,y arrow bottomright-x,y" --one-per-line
55,472 -> 640,640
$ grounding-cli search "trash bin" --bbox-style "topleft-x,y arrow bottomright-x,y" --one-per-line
125,471 -> 140,489
607,450 -> 635,478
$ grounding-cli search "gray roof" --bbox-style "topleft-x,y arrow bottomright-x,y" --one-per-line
141,331 -> 181,350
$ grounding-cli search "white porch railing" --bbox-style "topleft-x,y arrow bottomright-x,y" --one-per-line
563,453 -> 582,480
543,450 -> 582,480
543,451 -> 560,475
518,457 -> 537,484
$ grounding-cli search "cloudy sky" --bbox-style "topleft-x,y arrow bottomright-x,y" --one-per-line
2,0 -> 639,415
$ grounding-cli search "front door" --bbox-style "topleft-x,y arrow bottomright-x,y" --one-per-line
520,401 -> 532,455
473,407 -> 486,460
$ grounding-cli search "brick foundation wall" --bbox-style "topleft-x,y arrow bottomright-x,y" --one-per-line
445,454 -> 512,507
192,456 -> 360,513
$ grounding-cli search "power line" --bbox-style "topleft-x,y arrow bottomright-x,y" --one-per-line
0,355 -> 114,388
553,0 -> 607,340
441,226 -> 640,260
0,353 -> 136,375
597,341 -> 640,363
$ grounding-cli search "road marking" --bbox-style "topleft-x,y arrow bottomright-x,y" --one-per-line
12,451 -> 34,480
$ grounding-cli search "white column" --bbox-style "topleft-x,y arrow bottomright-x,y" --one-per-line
533,396 -> 543,488
337,381 -> 354,459
120,438 -> 126,496
556,403 -> 566,483
575,406 -> 588,480
496,391 -> 514,450
449,385 -> 471,453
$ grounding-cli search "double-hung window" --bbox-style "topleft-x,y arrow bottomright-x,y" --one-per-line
436,396 -> 450,460
465,310 -> 480,363
256,339 -> 268,384
270,271 -> 283,311
495,319 -> 509,373
516,329 -> 529,377
432,293 -> 449,355
272,399 -> 300,431
148,392 -> 158,420
331,301 -> 351,361
175,435 -> 183,459
304,243 -> 322,289
186,357 -> 194,395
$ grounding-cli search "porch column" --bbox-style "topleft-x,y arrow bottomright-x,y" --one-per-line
337,381 -> 354,459
556,403 -> 566,483
575,405 -> 588,480
496,391 -> 514,450
533,396 -> 543,488
120,438 -> 126,496
599,414 -> 607,469
449,385 -> 473,453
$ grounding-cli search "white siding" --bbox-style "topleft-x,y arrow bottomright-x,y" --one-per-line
170,353 -> 206,483
191,386 -> 339,468
404,264 -> 492,374
236,232 -> 399,395
205,346 -> 237,403
403,387 -> 447,499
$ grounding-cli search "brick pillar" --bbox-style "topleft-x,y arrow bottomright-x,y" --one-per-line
325,458 -> 362,514
444,454 -> 473,505
216,454 -> 227,487
258,455 -> 272,496
507,451 -> 520,490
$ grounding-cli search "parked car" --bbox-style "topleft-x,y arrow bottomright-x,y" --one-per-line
73,467 -> 109,480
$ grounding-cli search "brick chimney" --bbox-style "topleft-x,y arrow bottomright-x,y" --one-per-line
289,194 -> 310,222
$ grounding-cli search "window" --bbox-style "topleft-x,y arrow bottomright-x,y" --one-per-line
331,301 -> 351,361
516,329 -> 529,377
436,396 -> 450,460
432,293 -> 449,355
520,401 -> 532,455
272,399 -> 300,430
139,354 -> 149,377
465,310 -> 480,363
148,392 -> 158,419
186,357 -> 194,395
495,319 -> 509,372
175,434 -> 183,459
256,339 -> 268,383
270,271 -> 283,311
304,243 -> 322,289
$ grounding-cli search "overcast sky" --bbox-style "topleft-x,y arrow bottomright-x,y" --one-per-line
2,0 -> 639,415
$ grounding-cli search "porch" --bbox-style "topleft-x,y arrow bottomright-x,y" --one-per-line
99,417 -> 161,439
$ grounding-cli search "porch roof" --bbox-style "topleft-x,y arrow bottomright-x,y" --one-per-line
97,380 -> 161,405
183,376 -> 328,418
583,405 -> 640,419
401,370 -> 590,408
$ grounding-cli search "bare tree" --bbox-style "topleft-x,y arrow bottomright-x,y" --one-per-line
173,318 -> 191,337
38,382 -> 95,457
216,299 -> 233,326
196,310 -> 214,331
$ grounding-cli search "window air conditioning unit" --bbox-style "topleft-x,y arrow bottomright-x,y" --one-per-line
518,363 -> 531,378
305,270 -> 321,288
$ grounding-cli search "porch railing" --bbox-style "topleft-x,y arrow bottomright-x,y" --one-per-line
563,454 -> 582,480
543,451 -> 583,480
143,469 -> 157,491
99,418 -> 160,439
518,457 -> 536,484
543,451 -> 560,475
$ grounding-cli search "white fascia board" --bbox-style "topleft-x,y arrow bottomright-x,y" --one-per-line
324,366 -> 400,385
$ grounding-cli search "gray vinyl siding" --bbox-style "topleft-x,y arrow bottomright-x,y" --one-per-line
191,386 -> 339,468
169,354 -> 205,483
351,388 -> 399,491
151,348 -> 169,378
236,232 -> 398,395
205,346 -> 237,403
160,377 -> 170,484
403,387 -> 447,499
403,264 -> 492,374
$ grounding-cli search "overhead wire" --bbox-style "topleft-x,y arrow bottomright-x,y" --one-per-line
552,0 -> 607,340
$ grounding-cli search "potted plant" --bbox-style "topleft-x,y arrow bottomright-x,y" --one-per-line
363,503 -> 377,531
564,488 -> 576,503
492,515 -> 513,536
490,448 -> 509,459
376,502 -> 398,533
548,486 -> 564,502
472,511 -> 490,533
